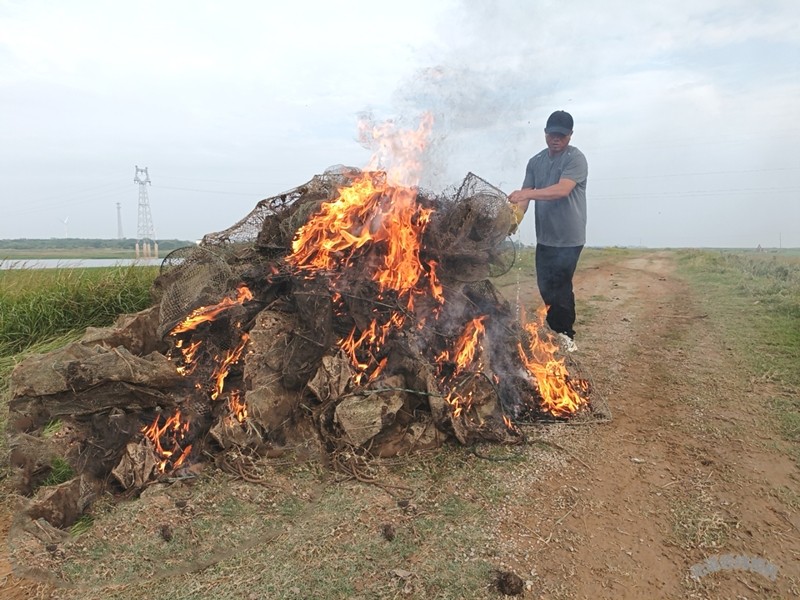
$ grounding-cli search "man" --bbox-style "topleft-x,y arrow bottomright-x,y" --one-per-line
508,110 -> 588,352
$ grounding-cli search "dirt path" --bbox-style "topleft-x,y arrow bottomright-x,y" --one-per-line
505,251 -> 800,599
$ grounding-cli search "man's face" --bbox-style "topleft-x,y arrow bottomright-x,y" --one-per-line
545,131 -> 571,154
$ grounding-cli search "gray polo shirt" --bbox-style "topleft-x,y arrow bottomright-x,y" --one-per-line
522,145 -> 588,247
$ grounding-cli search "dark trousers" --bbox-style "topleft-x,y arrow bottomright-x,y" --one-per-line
535,243 -> 583,339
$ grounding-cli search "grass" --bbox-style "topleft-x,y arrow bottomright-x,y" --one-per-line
1,249 -> 143,260
10,451 -> 521,599
670,469 -> 733,551
0,265 -> 157,356
70,515 -> 94,537
42,458 -> 76,488
676,250 -> 800,461
671,493 -> 730,551
42,419 -> 63,437
0,265 -> 158,487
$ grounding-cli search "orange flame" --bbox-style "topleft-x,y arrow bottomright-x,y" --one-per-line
227,389 -> 248,423
288,115 -> 440,307
141,409 -> 192,474
152,286 -> 255,477
288,173 -> 439,305
175,339 -> 203,376
358,112 -> 433,188
210,333 -> 250,401
517,308 -> 590,417
438,316 -> 487,376
447,392 -> 463,418
451,316 -> 487,375
445,388 -> 476,419
286,115 -> 442,382
170,285 -> 253,335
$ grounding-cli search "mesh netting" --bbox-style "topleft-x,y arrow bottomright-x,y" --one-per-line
154,167 -> 360,335
156,246 -> 233,337
201,166 -> 359,247
427,172 -> 517,281
563,355 -> 612,423
155,169 -> 518,336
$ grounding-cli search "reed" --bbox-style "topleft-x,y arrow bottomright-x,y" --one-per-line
0,265 -> 157,357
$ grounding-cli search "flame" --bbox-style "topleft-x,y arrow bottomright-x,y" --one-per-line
517,308 -> 590,417
451,316 -> 487,375
141,409 -> 192,474
227,389 -> 248,423
445,387 -> 476,420
446,391 -> 464,418
170,285 -> 253,335
440,320 -> 486,419
210,333 -> 250,400
339,318 -> 397,385
288,115 -> 440,308
288,172 -> 439,304
149,286 -> 255,477
368,357 -> 388,382
358,112 -> 433,188
175,339 -> 203,376
287,115 -> 442,381
437,316 -> 487,376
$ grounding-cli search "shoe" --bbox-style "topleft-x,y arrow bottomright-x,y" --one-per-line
556,333 -> 578,353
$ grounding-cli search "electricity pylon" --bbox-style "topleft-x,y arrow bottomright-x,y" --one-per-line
134,166 -> 158,258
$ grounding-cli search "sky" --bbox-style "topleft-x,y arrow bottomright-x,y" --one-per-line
1,0 -> 798,248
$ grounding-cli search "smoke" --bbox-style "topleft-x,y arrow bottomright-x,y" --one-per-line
381,1 -> 587,195
390,66 -> 535,191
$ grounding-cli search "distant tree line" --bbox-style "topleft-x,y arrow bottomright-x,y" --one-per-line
0,239 -> 195,251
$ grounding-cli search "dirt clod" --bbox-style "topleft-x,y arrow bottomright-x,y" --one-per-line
492,569 -> 524,596
380,523 -> 396,541
159,524 -> 173,542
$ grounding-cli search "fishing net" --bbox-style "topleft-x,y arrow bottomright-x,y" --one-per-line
156,170 -> 518,335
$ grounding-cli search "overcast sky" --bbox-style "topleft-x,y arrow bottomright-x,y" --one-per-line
1,0 -> 798,247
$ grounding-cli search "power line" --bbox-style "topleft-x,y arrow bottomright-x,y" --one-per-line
155,184 -> 265,197
591,186 -> 800,199
17,180 -> 125,203
158,175 -> 272,186
10,183 -> 131,211
591,166 -> 799,182
7,187 -> 131,218
584,128 -> 800,153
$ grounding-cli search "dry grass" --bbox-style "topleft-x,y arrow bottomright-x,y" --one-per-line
5,431 -> 582,600
669,471 -> 733,551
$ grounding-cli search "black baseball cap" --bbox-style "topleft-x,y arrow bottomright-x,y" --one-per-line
545,110 -> 574,136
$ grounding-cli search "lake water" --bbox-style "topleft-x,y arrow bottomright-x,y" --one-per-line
0,258 -> 163,270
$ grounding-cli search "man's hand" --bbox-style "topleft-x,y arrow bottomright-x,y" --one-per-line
508,189 -> 534,205
507,190 -> 531,235
508,189 -> 533,218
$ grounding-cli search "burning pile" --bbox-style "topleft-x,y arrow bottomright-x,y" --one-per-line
7,117 -> 594,528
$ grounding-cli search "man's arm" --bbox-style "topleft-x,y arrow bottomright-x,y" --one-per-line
508,177 -> 578,210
